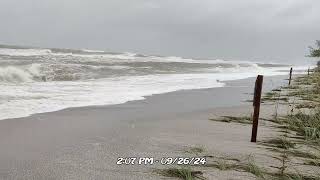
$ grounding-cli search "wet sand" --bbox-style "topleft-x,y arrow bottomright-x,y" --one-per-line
0,75 -> 288,179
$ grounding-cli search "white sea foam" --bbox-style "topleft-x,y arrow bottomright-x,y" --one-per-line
106,65 -> 132,70
68,52 -> 137,60
81,49 -> 105,53
0,48 -> 52,56
0,67 -> 295,120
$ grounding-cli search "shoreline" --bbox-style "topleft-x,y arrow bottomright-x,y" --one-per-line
0,74 -> 288,122
0,75 -> 289,179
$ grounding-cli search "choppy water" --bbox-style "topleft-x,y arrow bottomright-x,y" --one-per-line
0,45 -> 306,120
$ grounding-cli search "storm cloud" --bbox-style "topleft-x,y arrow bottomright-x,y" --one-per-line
0,0 -> 319,63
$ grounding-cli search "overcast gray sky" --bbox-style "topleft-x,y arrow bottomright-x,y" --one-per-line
0,0 -> 319,63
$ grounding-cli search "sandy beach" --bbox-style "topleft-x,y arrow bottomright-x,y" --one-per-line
0,75 -> 289,179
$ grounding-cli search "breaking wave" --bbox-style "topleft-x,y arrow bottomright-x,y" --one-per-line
0,64 -> 41,83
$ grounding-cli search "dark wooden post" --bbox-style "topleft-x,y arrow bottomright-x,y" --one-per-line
251,75 -> 263,143
308,68 -> 310,76
289,68 -> 293,85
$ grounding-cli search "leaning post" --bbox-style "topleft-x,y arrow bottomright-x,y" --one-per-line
251,75 -> 263,143
289,67 -> 293,85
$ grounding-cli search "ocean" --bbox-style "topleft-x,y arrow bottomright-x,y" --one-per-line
0,45 -> 308,120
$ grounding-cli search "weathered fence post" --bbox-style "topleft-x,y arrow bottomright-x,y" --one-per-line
251,75 -> 263,143
289,67 -> 293,85
308,68 -> 310,76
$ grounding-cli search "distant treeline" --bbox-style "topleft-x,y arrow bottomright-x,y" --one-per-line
309,40 -> 320,57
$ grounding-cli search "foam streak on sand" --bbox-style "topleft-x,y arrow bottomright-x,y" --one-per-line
0,45 -> 307,120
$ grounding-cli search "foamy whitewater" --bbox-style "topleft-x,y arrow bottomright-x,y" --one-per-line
0,45 -> 307,120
